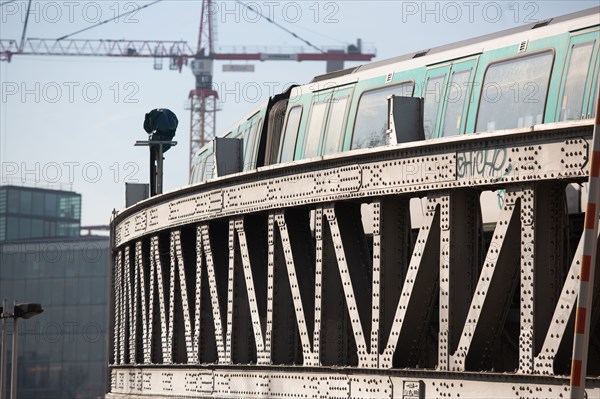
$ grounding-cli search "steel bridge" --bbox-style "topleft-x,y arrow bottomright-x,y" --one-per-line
108,120 -> 599,398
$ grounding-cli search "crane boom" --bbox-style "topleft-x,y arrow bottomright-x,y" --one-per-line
1,38 -> 194,60
1,38 -> 375,62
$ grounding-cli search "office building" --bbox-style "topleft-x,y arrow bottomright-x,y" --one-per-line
0,185 -> 108,399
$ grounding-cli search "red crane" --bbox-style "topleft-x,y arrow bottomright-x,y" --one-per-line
0,0 -> 377,173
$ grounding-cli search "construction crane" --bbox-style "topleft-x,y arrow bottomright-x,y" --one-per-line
0,0 -> 377,173
186,0 -> 376,169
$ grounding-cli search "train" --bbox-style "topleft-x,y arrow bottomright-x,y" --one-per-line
190,7 -> 599,195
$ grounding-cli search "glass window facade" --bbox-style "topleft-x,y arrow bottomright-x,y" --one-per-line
0,237 -> 110,399
0,186 -> 81,242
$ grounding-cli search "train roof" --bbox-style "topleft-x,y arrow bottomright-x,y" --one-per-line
221,99 -> 269,137
311,7 -> 599,84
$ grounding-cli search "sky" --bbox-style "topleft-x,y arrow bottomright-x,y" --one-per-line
0,0 -> 598,226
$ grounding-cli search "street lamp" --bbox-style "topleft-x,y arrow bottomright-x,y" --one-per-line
137,108 -> 179,197
0,300 -> 43,399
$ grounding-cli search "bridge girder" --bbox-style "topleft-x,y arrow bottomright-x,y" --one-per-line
108,121 -> 600,398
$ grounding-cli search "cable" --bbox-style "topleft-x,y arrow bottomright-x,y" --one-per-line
19,0 -> 32,52
291,24 -> 348,46
235,0 -> 324,53
56,0 -> 164,41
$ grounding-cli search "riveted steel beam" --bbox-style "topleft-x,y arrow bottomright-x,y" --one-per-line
381,200 -> 440,369
449,194 -> 521,371
197,224 -> 228,363
107,366 -> 600,398
269,210 -> 317,365
114,124 -> 592,247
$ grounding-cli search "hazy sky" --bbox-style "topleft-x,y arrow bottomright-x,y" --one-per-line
1,0 -> 597,225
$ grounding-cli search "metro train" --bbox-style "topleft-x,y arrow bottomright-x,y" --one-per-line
190,7 -> 599,188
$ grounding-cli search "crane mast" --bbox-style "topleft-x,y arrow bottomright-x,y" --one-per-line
188,0 -> 219,173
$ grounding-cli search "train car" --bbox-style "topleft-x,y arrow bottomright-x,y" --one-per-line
190,7 -> 599,185
190,100 -> 269,181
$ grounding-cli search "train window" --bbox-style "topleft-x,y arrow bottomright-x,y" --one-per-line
265,99 -> 289,165
593,78 -> 599,118
303,101 -> 328,158
246,118 -> 263,170
242,122 -> 253,157
476,51 -> 553,132
190,165 -> 196,183
560,42 -> 594,121
351,82 -> 413,150
279,106 -> 302,162
322,96 -> 349,155
423,75 -> 446,139
191,149 -> 209,183
198,161 -> 205,182
203,154 -> 214,180
243,121 -> 256,161
199,159 -> 206,181
191,163 -> 201,183
442,69 -> 472,137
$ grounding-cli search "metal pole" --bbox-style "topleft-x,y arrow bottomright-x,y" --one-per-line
10,308 -> 17,399
570,85 -> 600,398
189,104 -> 194,183
135,139 -> 176,197
150,146 -> 157,197
0,299 -> 7,398
156,143 -> 164,195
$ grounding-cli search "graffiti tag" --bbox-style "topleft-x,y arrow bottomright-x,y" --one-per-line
456,148 -> 512,180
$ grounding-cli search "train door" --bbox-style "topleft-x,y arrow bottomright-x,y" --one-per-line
585,39 -> 599,119
412,58 -> 479,229
278,105 -> 303,163
242,113 -> 265,171
556,28 -> 599,121
422,65 -> 450,139
558,28 -> 600,214
422,57 -> 478,139
240,121 -> 253,160
300,89 -> 334,159
438,59 -> 478,138
246,117 -> 264,170
258,85 -> 298,167
320,86 -> 355,156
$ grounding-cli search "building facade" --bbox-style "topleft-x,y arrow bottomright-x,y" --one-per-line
0,185 -> 109,399
0,185 -> 81,242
